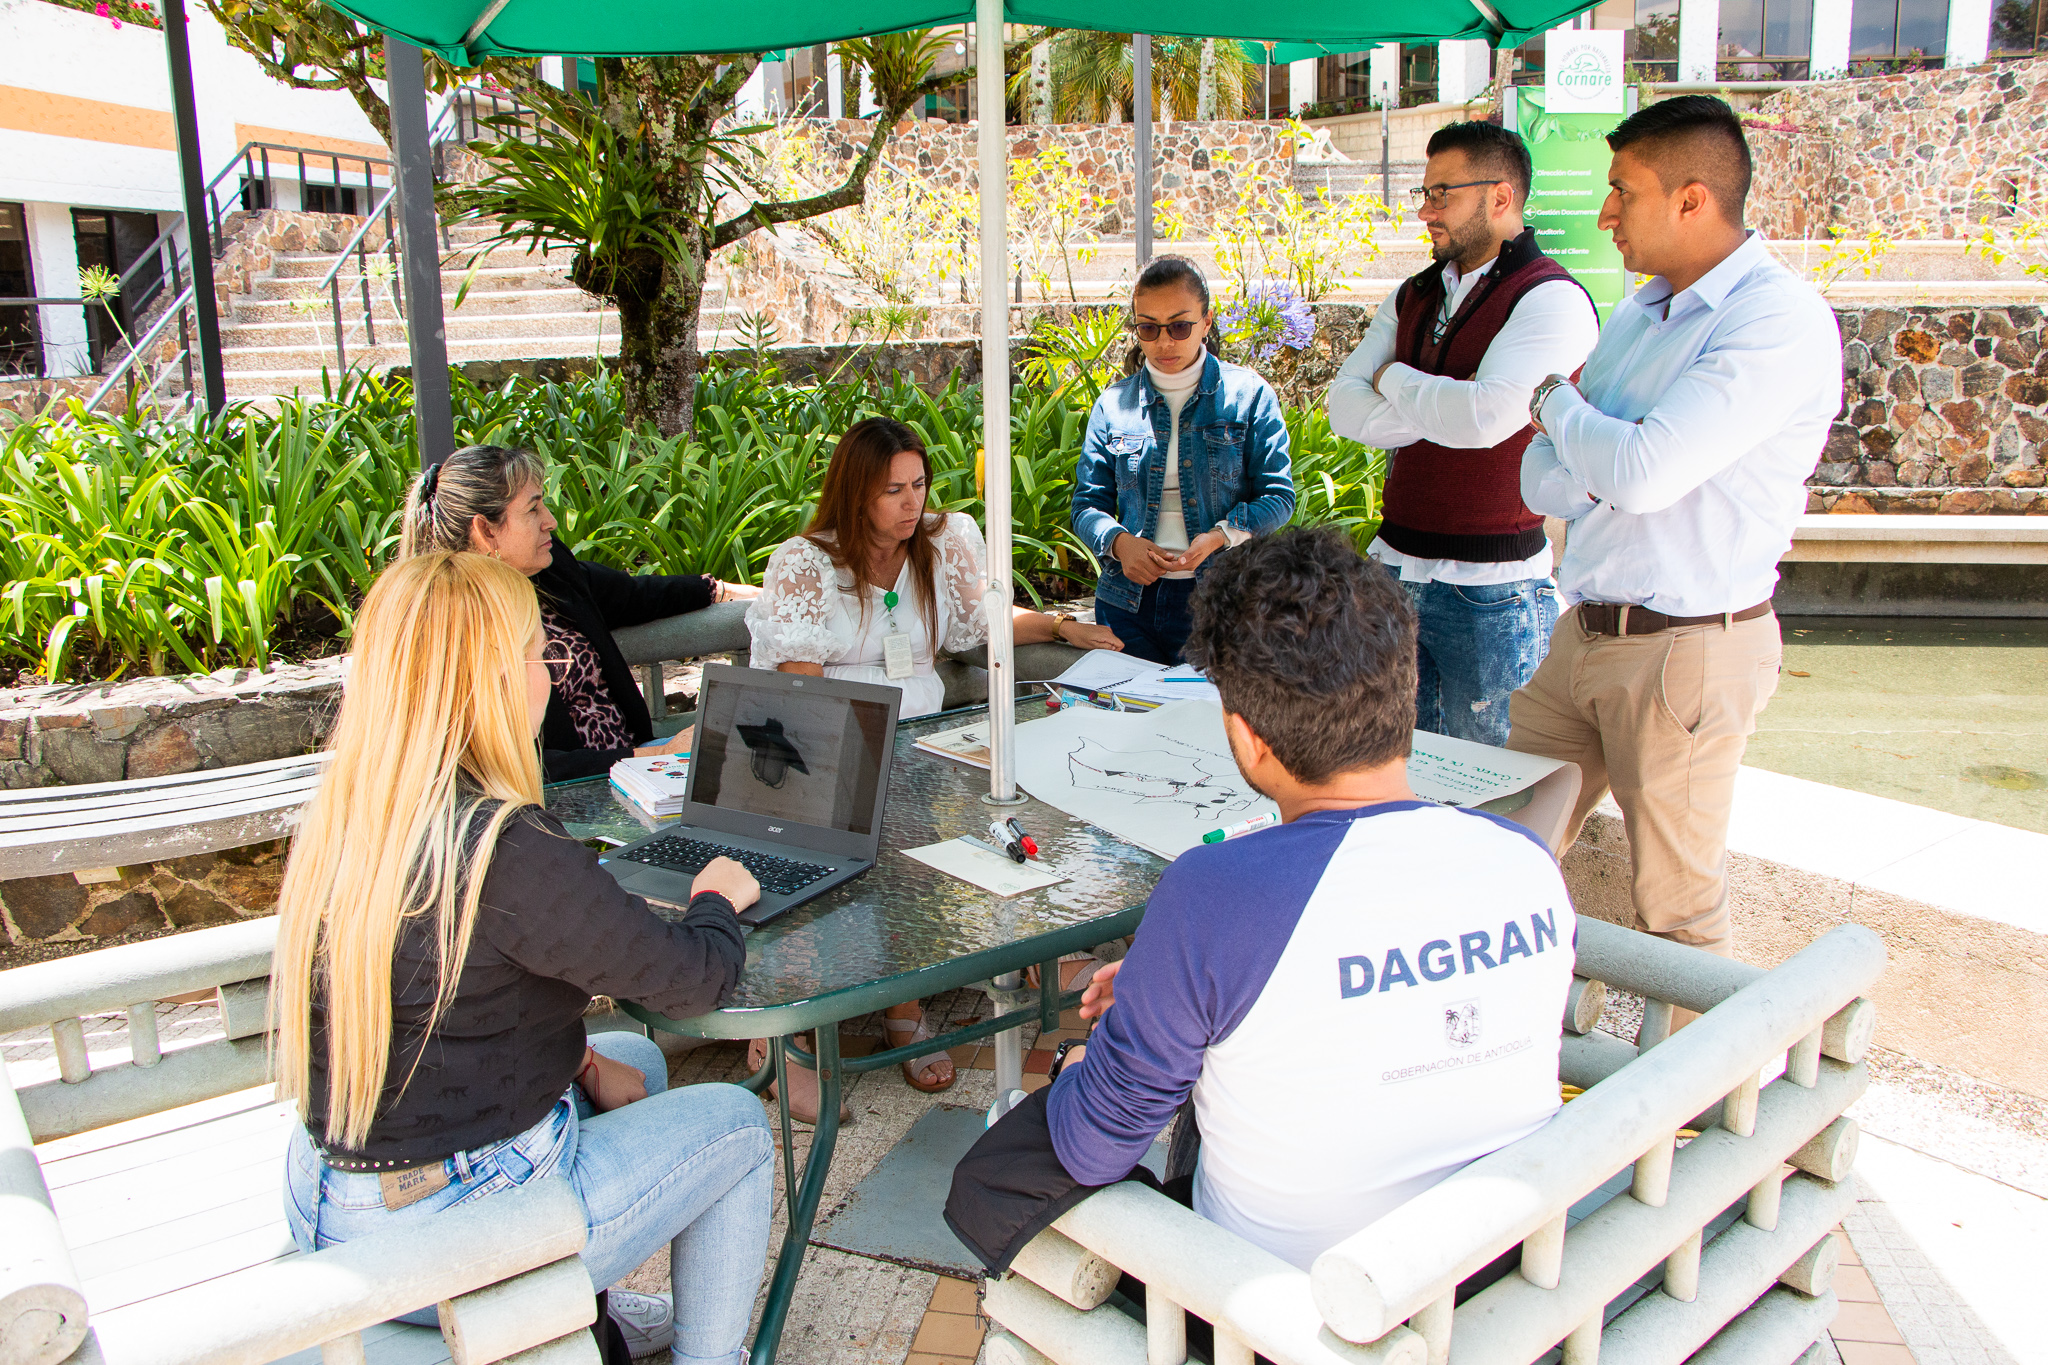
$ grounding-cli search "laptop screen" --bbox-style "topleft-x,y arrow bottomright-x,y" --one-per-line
690,673 -> 894,836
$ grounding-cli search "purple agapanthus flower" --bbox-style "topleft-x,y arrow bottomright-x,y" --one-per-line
1219,282 -> 1316,365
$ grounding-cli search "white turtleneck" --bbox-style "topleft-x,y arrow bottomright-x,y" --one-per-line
1146,359 -> 1204,579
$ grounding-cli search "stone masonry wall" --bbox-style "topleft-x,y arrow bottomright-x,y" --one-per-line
1815,304 -> 2048,513
0,659 -> 343,947
794,118 -> 1295,239
1748,57 -> 2048,240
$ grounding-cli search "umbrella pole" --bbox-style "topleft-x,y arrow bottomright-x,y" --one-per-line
977,0 -> 1022,806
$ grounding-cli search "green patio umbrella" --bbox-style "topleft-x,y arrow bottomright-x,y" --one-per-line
330,0 -> 1592,806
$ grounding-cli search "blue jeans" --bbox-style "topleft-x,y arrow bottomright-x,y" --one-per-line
285,1031 -> 773,1365
1392,572 -> 1559,746
1096,578 -> 1199,665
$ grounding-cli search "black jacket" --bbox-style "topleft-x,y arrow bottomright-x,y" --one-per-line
306,806 -> 746,1165
531,536 -> 716,782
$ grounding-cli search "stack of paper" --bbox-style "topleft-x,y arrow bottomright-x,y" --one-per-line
610,753 -> 691,817
1049,651 -> 1222,707
913,721 -> 992,769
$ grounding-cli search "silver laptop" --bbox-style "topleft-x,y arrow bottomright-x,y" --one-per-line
599,663 -> 901,929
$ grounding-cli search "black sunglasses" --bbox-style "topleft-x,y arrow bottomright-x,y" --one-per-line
1129,320 -> 1200,341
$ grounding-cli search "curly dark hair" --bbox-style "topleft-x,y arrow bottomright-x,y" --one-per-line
1184,526 -> 1417,783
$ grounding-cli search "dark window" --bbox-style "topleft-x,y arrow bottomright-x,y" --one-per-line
1631,0 -> 1683,79
70,208 -> 166,371
1316,50 -> 1376,108
1720,0 -> 1814,77
1851,0 -> 1950,65
1399,43 -> 1438,108
1,203 -> 39,379
303,184 -> 360,215
1989,0 -> 2048,52
241,177 -> 272,212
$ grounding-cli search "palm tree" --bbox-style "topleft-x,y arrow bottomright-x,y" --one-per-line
1014,30 -> 1258,123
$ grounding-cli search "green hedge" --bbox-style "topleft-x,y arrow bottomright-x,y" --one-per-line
1,368 -> 1385,683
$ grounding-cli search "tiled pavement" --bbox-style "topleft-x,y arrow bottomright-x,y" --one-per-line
8,991 -> 2041,1365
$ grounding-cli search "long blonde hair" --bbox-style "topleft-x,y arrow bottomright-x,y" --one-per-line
272,551 -> 545,1149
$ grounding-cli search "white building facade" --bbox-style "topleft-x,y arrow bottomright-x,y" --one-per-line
1,1 -> 385,378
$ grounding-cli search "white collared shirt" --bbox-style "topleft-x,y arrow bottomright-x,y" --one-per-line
1329,253 -> 1600,586
1524,232 -> 1841,617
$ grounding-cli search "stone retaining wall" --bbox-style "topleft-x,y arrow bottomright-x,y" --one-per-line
793,118 -> 1295,239
1748,57 -> 2048,240
0,659 -> 343,947
1813,303 -> 2047,512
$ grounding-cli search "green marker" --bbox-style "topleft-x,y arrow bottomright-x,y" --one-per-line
1202,812 -> 1277,844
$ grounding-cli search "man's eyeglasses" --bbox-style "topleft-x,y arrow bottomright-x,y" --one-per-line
1129,319 -> 1200,341
528,637 -> 572,687
1409,179 -> 1507,209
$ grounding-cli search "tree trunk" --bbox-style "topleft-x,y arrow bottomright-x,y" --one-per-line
1197,39 -> 1217,121
600,57 -> 720,440
1030,42 -> 1052,125
844,60 -> 866,118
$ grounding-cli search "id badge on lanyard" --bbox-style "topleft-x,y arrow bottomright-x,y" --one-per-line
882,589 -> 914,680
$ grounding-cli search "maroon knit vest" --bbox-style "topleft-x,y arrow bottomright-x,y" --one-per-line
1379,228 -> 1592,562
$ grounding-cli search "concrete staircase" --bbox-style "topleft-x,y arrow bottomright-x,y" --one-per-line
217,221 -> 745,400
1293,158 -> 1427,211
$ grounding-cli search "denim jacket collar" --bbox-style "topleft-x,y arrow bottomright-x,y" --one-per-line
1135,350 -> 1223,413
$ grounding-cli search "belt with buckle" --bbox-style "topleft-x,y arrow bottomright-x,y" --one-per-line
1577,600 -> 1772,636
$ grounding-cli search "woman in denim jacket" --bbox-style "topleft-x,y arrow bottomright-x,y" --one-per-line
1071,256 -> 1297,663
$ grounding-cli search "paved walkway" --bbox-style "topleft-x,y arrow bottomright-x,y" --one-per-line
8,987 -> 2043,1364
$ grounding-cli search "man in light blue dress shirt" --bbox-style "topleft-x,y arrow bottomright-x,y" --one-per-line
1508,97 -> 1843,962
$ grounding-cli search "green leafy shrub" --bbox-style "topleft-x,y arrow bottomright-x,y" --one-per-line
2,367 -> 1384,682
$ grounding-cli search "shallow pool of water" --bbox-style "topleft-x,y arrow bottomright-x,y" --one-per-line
1745,617 -> 2048,835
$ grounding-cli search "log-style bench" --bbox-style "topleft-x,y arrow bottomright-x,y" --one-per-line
0,753 -> 332,884
0,916 -> 601,1365
980,918 -> 1884,1365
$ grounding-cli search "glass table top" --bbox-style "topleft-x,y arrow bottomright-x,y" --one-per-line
545,699 -> 1166,1033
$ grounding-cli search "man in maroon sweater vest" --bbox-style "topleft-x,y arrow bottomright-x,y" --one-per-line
1329,122 -> 1599,746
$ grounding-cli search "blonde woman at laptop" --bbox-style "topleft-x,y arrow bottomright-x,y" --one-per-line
272,551 -> 770,1363
746,417 -> 1123,1112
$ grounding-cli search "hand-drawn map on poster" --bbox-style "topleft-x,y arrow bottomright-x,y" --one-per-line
1011,701 -> 1278,858
1012,700 -> 1567,859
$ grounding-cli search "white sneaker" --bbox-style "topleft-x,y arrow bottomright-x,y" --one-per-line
607,1290 -> 675,1358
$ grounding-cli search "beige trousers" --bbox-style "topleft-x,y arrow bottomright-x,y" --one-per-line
1505,604 -> 1783,954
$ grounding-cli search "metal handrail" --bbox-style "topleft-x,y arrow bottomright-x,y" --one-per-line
311,183 -> 405,373
81,279 -> 200,419
199,139 -> 396,258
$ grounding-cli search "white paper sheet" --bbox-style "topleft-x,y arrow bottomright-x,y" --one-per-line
900,837 -> 1070,897
1010,701 -> 1568,858
1011,700 -> 1279,858
1406,733 -> 1566,807
1050,650 -> 1168,693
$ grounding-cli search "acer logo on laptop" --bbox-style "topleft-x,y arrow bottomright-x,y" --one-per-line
768,826 -> 784,833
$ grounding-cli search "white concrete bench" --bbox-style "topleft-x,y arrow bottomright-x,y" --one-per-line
0,753 -> 332,883
1784,514 -> 2048,565
0,917 -> 601,1365
980,918 -> 1885,1365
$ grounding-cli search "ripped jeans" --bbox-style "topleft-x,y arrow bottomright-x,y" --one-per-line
1394,573 -> 1559,747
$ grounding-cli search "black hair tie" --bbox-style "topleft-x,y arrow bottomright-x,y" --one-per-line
419,460 -> 445,501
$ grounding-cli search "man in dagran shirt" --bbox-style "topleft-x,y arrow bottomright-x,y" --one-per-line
946,526 -> 1575,1279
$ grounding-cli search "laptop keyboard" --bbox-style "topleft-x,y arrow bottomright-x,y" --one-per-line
621,836 -> 833,898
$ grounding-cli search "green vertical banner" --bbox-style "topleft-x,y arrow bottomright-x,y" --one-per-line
1517,87 -> 1627,323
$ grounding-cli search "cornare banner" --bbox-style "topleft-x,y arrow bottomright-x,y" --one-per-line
1515,85 -> 1628,324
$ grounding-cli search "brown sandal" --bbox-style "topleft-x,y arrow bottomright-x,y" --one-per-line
883,1015 -> 956,1093
747,1036 -> 850,1125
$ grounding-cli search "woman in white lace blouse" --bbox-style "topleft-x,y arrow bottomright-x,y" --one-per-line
748,417 -> 1120,719
745,417 -> 1120,1110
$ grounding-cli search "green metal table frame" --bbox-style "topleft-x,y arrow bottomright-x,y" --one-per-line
544,698 -> 1164,1365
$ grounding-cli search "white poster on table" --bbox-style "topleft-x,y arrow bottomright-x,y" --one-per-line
1010,701 -> 1565,859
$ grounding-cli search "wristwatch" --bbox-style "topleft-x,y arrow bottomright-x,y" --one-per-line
1050,611 -> 1078,640
1529,375 -> 1574,429
1047,1036 -> 1088,1081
